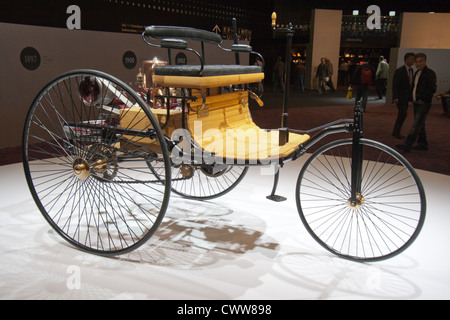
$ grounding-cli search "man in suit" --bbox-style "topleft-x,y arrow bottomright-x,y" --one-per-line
397,53 -> 437,152
392,52 -> 415,139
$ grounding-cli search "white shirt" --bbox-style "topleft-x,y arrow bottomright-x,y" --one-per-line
412,70 -> 422,102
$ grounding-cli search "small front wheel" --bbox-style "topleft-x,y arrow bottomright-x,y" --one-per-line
296,138 -> 426,262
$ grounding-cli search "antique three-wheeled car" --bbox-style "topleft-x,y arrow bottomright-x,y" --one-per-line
23,14 -> 425,262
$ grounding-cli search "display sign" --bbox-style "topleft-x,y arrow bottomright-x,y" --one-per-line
20,47 -> 41,71
122,51 -> 137,69
175,52 -> 187,65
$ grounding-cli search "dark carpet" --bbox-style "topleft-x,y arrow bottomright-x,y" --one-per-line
250,88 -> 450,176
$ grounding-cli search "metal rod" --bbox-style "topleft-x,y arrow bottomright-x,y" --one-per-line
350,103 -> 364,204
289,118 -> 354,135
266,165 -> 286,202
232,17 -> 240,65
282,24 -> 294,128
299,124 -> 351,151
269,168 -> 280,197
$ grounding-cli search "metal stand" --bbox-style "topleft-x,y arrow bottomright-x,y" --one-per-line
266,165 -> 287,202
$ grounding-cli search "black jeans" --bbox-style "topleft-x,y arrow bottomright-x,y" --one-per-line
392,100 -> 409,136
405,102 -> 432,148
376,79 -> 386,98
354,85 -> 369,110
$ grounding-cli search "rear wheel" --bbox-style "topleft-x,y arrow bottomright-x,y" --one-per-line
23,70 -> 171,256
296,138 -> 426,262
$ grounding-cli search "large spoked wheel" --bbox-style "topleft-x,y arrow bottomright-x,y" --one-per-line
296,138 -> 426,262
23,70 -> 171,256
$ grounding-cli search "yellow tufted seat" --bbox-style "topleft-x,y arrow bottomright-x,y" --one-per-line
187,91 -> 309,162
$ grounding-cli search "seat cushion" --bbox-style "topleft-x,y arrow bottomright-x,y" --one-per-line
154,65 -> 262,77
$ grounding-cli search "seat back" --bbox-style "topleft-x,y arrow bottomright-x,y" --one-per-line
188,90 -> 252,134
142,24 -> 265,78
144,25 -> 222,44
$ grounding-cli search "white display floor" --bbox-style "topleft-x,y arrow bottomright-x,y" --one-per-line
1,159 -> 450,300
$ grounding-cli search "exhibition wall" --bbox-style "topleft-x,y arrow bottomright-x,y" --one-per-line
0,23 -> 244,150
306,9 -> 342,91
398,13 -> 450,49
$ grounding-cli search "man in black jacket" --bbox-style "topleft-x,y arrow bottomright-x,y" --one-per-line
397,53 -> 437,152
392,52 -> 415,139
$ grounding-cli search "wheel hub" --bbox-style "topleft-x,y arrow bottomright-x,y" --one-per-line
90,155 -> 109,174
73,158 -> 90,180
89,144 -> 118,181
73,144 -> 118,181
347,193 -> 365,210
180,164 -> 194,179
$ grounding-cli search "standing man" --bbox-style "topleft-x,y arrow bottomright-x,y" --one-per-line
391,52 -> 415,139
397,53 -> 437,152
376,56 -> 389,99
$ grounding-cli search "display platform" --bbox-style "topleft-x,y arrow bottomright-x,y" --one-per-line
1,159 -> 449,300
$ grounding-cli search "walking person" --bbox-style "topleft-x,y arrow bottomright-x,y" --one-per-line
376,56 -> 389,99
391,52 -> 415,139
397,53 -> 437,152
294,61 -> 305,93
272,56 -> 285,92
338,60 -> 349,86
316,58 -> 330,94
350,61 -> 375,112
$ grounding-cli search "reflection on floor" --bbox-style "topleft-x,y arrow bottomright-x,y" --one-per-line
1,160 -> 449,300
